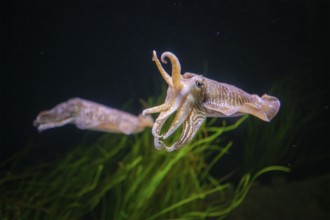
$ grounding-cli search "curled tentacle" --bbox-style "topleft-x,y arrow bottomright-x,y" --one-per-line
152,50 -> 173,87
160,52 -> 182,91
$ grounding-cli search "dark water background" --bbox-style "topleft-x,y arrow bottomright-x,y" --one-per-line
1,1 -> 329,178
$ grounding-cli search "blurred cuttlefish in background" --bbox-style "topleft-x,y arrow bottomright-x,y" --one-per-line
34,98 -> 154,135
142,50 -> 280,152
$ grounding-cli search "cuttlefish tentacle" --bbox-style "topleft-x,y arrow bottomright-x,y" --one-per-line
143,51 -> 208,151
152,110 -> 172,138
152,50 -> 173,87
153,99 -> 194,149
163,106 -> 206,152
142,97 -> 177,139
162,96 -> 193,139
143,52 -> 183,118
142,101 -> 171,116
160,51 -> 182,90
143,51 -> 186,143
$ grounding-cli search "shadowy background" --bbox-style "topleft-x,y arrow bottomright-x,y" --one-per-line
1,1 -> 329,219
1,0 -> 329,191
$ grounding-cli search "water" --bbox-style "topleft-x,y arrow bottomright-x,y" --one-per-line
1,1 -> 329,219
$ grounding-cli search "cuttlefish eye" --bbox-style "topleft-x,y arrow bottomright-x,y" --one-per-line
195,80 -> 203,88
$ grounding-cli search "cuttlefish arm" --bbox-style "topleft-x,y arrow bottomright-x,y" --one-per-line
33,98 -> 154,135
142,51 -> 184,140
160,103 -> 206,152
143,51 -> 208,151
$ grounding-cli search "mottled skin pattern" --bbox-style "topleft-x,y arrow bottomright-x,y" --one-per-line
34,98 -> 154,135
143,51 -> 280,152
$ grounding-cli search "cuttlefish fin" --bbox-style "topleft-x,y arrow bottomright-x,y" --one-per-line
239,94 -> 280,122
203,102 -> 240,116
217,107 -> 239,116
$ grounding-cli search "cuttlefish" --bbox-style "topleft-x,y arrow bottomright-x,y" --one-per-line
143,51 -> 280,152
34,98 -> 154,135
